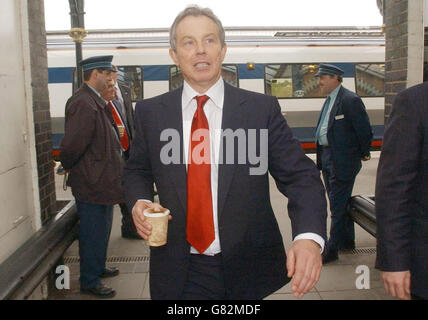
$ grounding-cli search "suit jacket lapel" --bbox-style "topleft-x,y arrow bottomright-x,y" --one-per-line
157,83 -> 247,219
327,86 -> 343,131
158,87 -> 188,213
217,82 -> 247,221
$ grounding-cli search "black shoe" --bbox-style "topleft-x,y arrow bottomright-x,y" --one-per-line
322,249 -> 339,264
100,267 -> 119,278
339,241 -> 356,252
80,284 -> 116,298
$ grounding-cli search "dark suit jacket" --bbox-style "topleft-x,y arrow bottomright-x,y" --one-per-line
113,83 -> 135,160
375,81 -> 428,299
122,82 -> 327,299
60,84 -> 124,205
316,86 -> 373,181
115,82 -> 135,139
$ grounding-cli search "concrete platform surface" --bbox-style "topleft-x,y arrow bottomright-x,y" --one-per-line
50,152 -> 396,300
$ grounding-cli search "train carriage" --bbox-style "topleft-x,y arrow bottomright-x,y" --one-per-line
47,27 -> 385,157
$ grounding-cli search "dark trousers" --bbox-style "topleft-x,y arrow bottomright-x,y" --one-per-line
181,253 -> 226,300
120,150 -> 138,235
119,202 -> 137,232
321,147 -> 356,252
76,200 -> 113,289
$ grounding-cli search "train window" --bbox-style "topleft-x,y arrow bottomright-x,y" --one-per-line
265,64 -> 321,98
169,65 -> 183,91
221,65 -> 239,88
117,66 -> 144,102
354,64 -> 385,97
169,64 -> 239,91
71,66 -> 144,102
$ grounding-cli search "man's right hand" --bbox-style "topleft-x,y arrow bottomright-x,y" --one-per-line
132,201 -> 170,240
381,270 -> 411,300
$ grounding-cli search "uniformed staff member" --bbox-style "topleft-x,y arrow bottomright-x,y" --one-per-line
314,64 -> 373,264
60,55 -> 122,298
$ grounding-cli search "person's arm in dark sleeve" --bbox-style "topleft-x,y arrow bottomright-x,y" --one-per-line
345,96 -> 373,158
59,98 -> 96,169
375,90 -> 421,271
266,97 -> 327,298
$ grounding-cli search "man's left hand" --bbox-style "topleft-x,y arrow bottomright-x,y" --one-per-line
286,239 -> 322,298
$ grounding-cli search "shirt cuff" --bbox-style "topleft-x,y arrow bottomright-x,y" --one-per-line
293,233 -> 325,253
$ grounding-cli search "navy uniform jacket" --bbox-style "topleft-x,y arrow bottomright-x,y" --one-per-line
375,81 -> 428,299
316,86 -> 373,181
122,82 -> 327,299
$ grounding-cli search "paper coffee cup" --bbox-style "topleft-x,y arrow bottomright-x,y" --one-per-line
143,207 -> 170,246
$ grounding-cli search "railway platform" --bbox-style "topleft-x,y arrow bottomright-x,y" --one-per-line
50,152 -> 395,300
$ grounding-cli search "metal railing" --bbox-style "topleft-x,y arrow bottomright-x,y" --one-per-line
348,195 -> 376,238
0,201 -> 78,300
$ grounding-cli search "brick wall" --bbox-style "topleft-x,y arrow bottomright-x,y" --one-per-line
384,0 -> 408,122
27,0 -> 57,224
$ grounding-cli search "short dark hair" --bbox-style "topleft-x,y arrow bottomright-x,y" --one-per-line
329,74 -> 343,83
170,5 -> 225,51
83,68 -> 104,81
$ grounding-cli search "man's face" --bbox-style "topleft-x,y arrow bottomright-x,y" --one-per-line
112,71 -> 118,83
317,74 -> 340,96
100,79 -> 116,101
169,15 -> 227,93
94,69 -> 113,92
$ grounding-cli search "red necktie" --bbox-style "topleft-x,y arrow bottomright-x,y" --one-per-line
186,95 -> 215,253
109,101 -> 130,151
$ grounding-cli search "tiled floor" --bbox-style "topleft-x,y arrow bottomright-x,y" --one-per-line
50,152 -> 396,300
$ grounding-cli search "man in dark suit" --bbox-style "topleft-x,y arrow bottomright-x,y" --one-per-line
111,67 -> 141,239
112,66 -> 135,145
123,5 -> 327,300
376,82 -> 428,300
60,56 -> 122,298
314,64 -> 373,264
